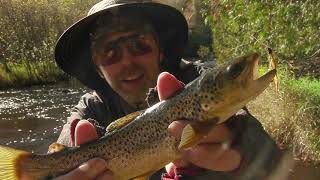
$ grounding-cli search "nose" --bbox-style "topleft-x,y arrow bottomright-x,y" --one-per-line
119,48 -> 137,66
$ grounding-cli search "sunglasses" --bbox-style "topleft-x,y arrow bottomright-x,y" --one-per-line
94,33 -> 155,66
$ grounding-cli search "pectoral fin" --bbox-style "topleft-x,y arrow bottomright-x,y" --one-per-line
178,118 -> 219,150
106,111 -> 143,134
178,124 -> 203,150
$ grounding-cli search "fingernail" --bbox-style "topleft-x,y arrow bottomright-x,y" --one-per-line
157,72 -> 184,101
75,120 -> 98,145
168,121 -> 183,138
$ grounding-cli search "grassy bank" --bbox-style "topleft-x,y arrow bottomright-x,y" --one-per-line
248,66 -> 320,162
0,61 -> 67,88
0,0 -> 98,88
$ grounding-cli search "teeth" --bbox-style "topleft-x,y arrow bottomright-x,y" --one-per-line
124,75 -> 141,81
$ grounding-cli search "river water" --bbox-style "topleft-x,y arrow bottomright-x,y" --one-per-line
0,81 -> 89,153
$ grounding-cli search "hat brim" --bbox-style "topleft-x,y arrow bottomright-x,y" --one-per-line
55,2 -> 188,91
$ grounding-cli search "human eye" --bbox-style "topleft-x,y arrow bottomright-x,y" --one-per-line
131,35 -> 153,55
100,47 -> 118,66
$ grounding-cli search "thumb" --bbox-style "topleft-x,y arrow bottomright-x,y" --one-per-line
157,72 -> 184,101
75,120 -> 98,146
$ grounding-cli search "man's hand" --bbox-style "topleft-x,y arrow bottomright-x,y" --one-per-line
157,72 -> 241,174
54,121 -> 112,180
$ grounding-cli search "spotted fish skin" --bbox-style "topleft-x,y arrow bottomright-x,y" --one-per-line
0,53 -> 276,180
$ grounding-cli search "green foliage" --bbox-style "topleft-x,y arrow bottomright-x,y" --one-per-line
200,0 -> 320,63
287,77 -> 320,101
197,45 -> 210,59
0,61 -> 66,88
1,0 -> 92,63
184,27 -> 213,58
0,0 -> 99,86
286,77 -> 320,124
282,76 -> 320,160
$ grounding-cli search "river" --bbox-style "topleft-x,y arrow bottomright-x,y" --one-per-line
0,81 -> 89,153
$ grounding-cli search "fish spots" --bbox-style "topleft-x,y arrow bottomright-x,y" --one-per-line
120,158 -> 126,166
191,111 -> 196,117
65,154 -> 73,161
201,103 -> 210,112
124,153 -> 129,160
85,154 -> 92,159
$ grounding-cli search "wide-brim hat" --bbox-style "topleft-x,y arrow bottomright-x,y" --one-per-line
55,0 -> 188,91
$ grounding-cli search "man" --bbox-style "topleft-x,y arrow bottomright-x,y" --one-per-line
54,0 -> 281,179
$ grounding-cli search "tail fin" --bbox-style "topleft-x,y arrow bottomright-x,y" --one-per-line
0,145 -> 31,180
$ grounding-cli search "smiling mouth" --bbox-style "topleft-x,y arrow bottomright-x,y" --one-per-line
122,74 -> 144,82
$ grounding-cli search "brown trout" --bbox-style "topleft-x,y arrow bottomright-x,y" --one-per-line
0,53 -> 276,180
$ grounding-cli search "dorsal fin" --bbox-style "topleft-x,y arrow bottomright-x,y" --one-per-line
105,110 -> 143,134
48,142 -> 68,153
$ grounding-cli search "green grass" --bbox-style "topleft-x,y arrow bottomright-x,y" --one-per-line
0,61 -> 67,88
248,66 -> 320,163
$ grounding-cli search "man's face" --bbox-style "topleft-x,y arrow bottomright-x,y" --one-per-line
93,31 -> 162,107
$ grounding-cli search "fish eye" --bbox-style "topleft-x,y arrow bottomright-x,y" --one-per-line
226,60 -> 246,79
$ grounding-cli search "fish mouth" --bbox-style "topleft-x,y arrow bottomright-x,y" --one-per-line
243,53 -> 276,93
213,53 -> 276,122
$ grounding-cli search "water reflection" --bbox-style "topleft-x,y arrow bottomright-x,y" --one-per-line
0,82 -> 89,153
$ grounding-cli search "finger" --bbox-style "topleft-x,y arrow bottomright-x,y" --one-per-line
199,123 -> 233,144
168,120 -> 189,139
167,121 -> 192,168
165,163 -> 176,177
75,120 -> 98,146
55,158 -> 108,180
157,72 -> 184,101
184,144 -> 241,171
165,160 -> 192,176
